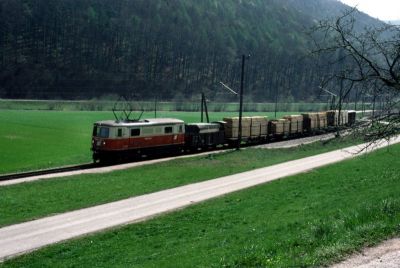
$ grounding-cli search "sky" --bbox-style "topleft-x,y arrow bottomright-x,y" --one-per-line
339,0 -> 400,21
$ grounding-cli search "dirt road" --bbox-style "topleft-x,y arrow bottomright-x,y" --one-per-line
332,238 -> 400,267
0,136 -> 399,261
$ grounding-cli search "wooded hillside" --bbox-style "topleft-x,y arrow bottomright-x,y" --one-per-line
0,0 -> 381,101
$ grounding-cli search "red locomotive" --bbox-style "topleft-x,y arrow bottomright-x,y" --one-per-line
92,118 -> 185,162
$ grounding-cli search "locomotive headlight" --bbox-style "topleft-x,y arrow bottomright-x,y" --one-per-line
102,141 -> 106,146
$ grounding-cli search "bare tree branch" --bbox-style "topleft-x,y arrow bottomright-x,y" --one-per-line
310,8 -> 400,144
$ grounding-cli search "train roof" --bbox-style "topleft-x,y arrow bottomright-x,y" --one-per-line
186,122 -> 221,133
186,122 -> 221,129
94,118 -> 184,127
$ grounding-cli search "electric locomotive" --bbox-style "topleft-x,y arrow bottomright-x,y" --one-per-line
91,118 -> 185,162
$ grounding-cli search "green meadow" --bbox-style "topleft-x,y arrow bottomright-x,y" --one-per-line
0,102 -> 397,267
1,143 -> 399,267
0,109 -> 290,174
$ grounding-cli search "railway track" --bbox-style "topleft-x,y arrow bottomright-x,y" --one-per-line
0,163 -> 98,182
0,130 -> 347,184
0,147 -> 237,183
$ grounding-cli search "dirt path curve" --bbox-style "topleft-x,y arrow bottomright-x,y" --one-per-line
0,136 -> 399,262
331,238 -> 400,267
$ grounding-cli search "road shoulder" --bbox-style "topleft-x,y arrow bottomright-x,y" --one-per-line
332,238 -> 400,267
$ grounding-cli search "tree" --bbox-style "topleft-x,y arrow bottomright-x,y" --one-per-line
311,8 -> 400,142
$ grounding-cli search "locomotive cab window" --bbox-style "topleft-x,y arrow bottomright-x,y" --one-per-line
164,126 -> 173,134
178,125 -> 183,133
131,128 -> 140,137
98,127 -> 109,138
117,128 -> 123,137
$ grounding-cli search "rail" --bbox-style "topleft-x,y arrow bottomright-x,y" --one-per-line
0,163 -> 98,182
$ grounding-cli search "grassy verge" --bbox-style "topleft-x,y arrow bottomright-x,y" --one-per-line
0,110 -> 288,174
1,144 -> 399,267
0,136 -> 362,228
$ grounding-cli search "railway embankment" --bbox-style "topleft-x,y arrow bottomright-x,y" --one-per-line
0,132 -> 349,187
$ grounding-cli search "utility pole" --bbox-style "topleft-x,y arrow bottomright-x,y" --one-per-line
154,95 -> 157,118
219,54 -> 248,150
237,55 -> 245,150
203,93 -> 209,123
200,93 -> 209,123
354,87 -> 358,111
201,93 -> 204,122
274,86 -> 278,119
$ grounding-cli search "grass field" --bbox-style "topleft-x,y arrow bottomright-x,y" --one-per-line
1,144 -> 398,267
0,136 -> 363,228
0,110 -> 292,174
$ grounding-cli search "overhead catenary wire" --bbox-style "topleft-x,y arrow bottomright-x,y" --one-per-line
219,81 -> 238,95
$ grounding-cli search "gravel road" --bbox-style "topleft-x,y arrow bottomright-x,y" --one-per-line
331,238 -> 400,267
0,136 -> 399,262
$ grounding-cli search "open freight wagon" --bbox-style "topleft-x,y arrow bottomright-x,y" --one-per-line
223,116 -> 268,144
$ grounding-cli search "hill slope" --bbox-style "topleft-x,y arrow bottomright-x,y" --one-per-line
0,0 -> 382,101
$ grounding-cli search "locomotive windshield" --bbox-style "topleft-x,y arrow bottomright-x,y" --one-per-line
93,126 -> 110,138
98,127 -> 110,138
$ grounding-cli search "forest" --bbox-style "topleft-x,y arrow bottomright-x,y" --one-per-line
0,0 -> 381,101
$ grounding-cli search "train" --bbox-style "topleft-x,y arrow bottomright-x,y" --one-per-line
91,110 -> 356,162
